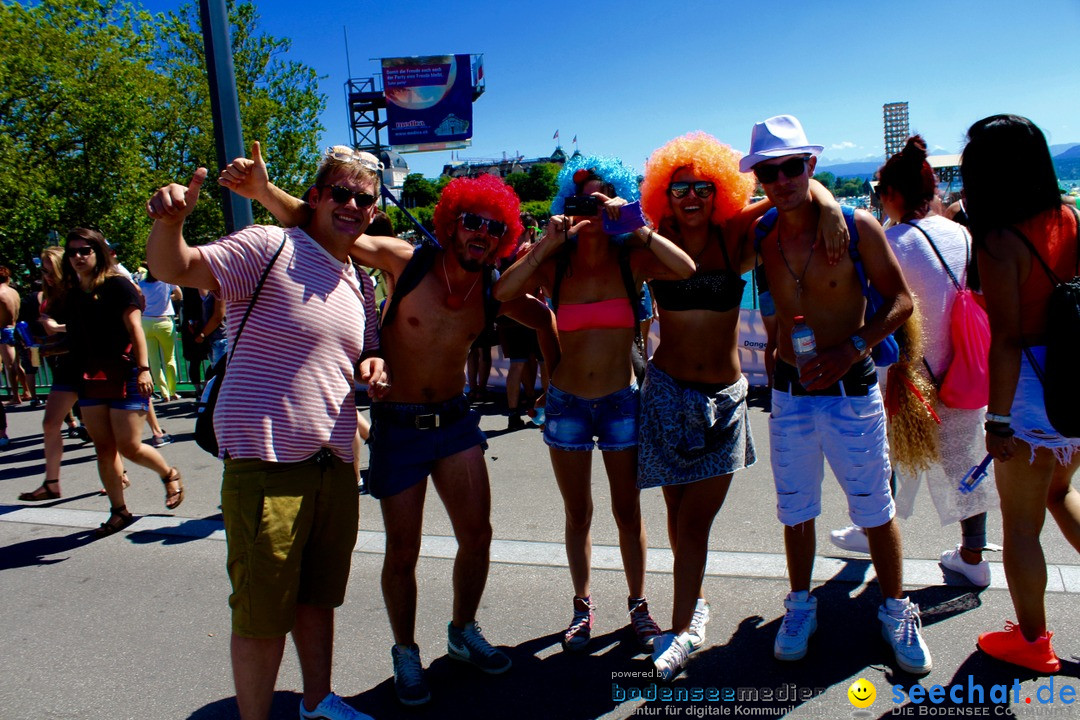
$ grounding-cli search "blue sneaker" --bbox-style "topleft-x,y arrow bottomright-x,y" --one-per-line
298,692 -> 373,719
447,621 -> 512,674
391,643 -> 430,706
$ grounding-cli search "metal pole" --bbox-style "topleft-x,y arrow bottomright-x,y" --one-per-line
199,0 -> 253,233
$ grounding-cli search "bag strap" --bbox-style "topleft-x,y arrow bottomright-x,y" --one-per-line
379,243 -> 438,328
226,236 -> 287,367
905,221 -> 962,290
1009,223 -> 1062,287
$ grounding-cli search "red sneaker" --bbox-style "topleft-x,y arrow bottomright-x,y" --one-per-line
978,621 -> 1060,674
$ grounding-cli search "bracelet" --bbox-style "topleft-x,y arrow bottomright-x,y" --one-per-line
984,422 -> 1015,438
644,230 -> 655,249
137,366 -> 151,373
984,412 -> 1011,424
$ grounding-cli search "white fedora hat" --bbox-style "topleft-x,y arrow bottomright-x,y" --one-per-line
739,115 -> 824,173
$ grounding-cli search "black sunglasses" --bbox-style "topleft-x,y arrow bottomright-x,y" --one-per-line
459,212 -> 507,238
321,184 -> 376,208
753,156 -> 808,184
668,181 -> 716,199
66,246 -> 95,257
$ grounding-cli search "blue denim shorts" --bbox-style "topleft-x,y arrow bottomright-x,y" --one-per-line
79,368 -> 150,412
543,383 -> 639,452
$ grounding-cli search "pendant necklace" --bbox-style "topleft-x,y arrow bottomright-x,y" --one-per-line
442,254 -> 480,310
776,221 -> 815,299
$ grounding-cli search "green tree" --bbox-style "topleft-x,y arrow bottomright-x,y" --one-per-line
0,0 -> 324,269
401,173 -> 439,207
813,171 -> 836,190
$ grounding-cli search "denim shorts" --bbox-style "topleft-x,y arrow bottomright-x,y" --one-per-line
1013,346 -> 1080,465
543,383 -> 639,452
366,395 -> 487,499
78,368 -> 150,412
769,383 -> 894,528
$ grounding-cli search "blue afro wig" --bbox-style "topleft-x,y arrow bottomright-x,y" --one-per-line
550,154 -> 640,215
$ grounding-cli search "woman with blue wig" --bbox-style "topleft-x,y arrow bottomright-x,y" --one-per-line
494,154 -> 695,654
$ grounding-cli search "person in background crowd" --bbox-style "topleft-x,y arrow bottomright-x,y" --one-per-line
17,274 -> 44,406
62,228 -> 181,535
962,114 -> 1080,674
0,265 -> 27,404
830,135 -> 996,588
138,267 -> 182,402
498,212 -> 545,429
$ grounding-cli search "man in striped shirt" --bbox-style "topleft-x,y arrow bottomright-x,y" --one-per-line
146,146 -> 386,720
217,149 -> 560,707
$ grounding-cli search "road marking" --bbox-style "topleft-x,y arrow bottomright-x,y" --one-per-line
3,504 -> 1076,594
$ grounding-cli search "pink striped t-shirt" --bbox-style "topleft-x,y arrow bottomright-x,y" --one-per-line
198,225 -> 368,462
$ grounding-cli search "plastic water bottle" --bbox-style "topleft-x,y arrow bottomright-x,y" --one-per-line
791,315 -> 817,374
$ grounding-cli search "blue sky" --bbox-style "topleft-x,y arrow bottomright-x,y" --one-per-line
142,0 -> 1080,178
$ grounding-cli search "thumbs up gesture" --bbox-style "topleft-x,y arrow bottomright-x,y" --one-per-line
218,141 -> 270,202
147,168 -> 208,225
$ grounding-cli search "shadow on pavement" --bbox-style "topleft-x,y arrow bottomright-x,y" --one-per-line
0,527 -> 98,571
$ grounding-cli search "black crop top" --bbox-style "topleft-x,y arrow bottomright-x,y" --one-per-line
650,232 -> 745,312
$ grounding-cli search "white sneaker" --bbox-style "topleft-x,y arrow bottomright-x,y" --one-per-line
687,598 -> 711,651
880,598 -> 932,674
829,525 -> 869,553
774,591 -> 818,661
652,631 -> 692,681
940,545 -> 991,587
299,692 -> 374,720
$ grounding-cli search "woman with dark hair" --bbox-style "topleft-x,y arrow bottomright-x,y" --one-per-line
961,114 -> 1080,673
832,135 -> 997,586
494,155 -> 695,655
63,228 -> 182,536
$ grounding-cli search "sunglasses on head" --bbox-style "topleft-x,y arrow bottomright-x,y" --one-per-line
668,181 -> 716,199
321,185 -> 377,207
324,145 -> 383,172
459,212 -> 507,238
66,246 -> 94,257
753,156 -> 808,184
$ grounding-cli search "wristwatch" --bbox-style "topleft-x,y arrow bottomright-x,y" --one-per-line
850,335 -> 867,355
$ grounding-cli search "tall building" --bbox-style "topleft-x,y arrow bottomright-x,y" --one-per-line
883,102 -> 910,160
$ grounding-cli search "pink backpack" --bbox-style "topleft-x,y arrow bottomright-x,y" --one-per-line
907,222 -> 990,409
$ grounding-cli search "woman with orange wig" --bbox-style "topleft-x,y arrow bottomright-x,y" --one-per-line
639,132 -> 844,679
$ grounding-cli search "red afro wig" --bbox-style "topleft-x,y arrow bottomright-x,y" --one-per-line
433,174 -> 523,260
641,132 -> 755,229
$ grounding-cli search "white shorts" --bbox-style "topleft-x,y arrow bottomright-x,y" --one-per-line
1014,346 -> 1080,466
769,385 -> 895,528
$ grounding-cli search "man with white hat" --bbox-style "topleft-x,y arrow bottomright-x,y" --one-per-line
742,115 -> 930,674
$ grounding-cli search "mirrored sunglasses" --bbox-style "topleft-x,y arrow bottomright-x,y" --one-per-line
668,181 -> 716,199
753,156 -> 808,184
460,212 -> 507,238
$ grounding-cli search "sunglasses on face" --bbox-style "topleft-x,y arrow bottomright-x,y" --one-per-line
321,185 -> 377,207
668,181 -> 716,199
459,212 -> 507,238
753,156 -> 808,184
66,246 -> 94,257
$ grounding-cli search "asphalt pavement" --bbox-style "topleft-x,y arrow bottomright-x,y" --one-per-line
1,389 -> 1078,720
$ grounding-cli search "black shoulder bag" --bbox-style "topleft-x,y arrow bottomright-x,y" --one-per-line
195,237 -> 288,456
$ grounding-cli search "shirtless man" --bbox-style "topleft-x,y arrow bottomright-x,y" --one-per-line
741,115 -> 930,674
219,144 -> 560,706
0,266 -> 26,405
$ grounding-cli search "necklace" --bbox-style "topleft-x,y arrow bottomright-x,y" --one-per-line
776,221 -> 815,299
442,253 -> 480,310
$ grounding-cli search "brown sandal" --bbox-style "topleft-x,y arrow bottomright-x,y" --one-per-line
94,505 -> 134,537
162,468 -> 184,510
20,478 -> 60,501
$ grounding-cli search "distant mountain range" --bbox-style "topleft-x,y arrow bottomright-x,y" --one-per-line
818,143 -> 1080,183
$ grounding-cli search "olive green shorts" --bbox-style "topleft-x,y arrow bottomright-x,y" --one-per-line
221,450 -> 359,638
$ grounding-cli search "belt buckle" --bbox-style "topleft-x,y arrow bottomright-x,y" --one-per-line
414,413 -> 439,430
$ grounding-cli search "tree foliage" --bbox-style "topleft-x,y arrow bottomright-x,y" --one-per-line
0,0 -> 324,276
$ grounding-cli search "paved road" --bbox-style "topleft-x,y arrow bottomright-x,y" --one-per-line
1,391 -> 1077,719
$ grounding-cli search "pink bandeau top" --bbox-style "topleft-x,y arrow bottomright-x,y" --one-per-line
556,298 -> 635,333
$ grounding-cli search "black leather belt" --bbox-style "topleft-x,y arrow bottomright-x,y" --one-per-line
373,398 -> 470,431
774,357 -> 876,397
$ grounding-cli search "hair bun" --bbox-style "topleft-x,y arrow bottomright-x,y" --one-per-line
903,135 -> 928,163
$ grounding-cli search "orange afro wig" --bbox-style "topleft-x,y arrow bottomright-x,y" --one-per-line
433,174 -> 523,260
641,132 -> 756,229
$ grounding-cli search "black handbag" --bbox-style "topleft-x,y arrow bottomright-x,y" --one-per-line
195,237 -> 287,455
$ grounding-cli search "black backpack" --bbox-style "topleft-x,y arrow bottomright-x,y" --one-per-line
1014,206 -> 1080,437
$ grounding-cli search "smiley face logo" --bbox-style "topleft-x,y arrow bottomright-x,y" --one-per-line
847,678 -> 876,708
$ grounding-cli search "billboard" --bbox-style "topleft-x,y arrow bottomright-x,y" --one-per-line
382,54 -> 473,152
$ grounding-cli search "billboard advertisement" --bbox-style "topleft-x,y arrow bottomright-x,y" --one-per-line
382,54 -> 473,152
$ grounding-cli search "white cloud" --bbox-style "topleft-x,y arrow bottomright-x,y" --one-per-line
831,141 -> 856,150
